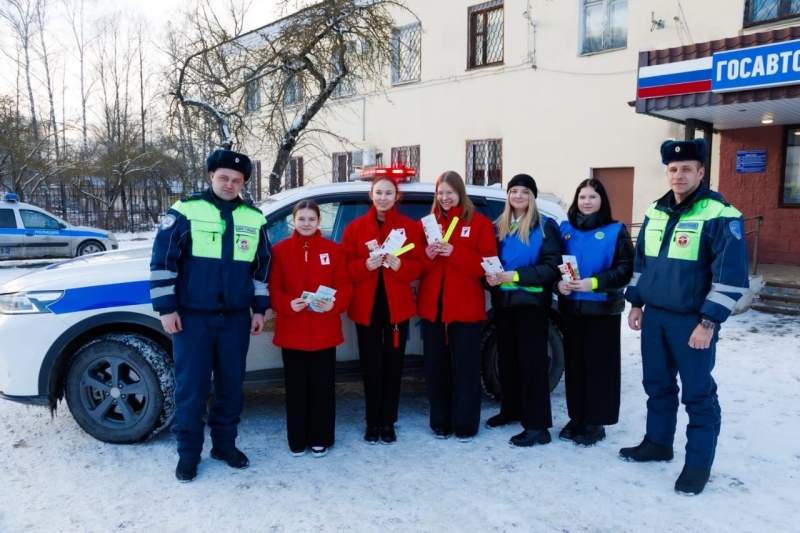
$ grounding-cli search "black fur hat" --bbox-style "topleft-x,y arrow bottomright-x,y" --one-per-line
206,149 -> 253,181
660,138 -> 708,165
507,173 -> 538,198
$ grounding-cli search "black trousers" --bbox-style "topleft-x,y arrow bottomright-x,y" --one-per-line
495,306 -> 552,430
355,320 -> 409,427
561,313 -> 621,425
281,347 -> 336,449
422,320 -> 482,437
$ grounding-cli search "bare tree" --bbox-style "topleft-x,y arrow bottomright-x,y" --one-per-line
171,0 -> 415,194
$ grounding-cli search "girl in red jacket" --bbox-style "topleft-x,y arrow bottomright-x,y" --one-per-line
417,171 -> 497,441
270,200 -> 353,458
342,176 -> 422,445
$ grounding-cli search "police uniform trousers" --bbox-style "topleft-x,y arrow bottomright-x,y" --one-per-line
282,347 -> 336,449
355,321 -> 409,428
562,313 -> 621,425
495,306 -> 552,430
641,306 -> 721,469
172,310 -> 251,459
422,319 -> 482,437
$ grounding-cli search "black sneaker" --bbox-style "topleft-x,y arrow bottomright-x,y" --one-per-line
509,429 -> 551,447
455,434 -> 475,443
675,465 -> 711,495
558,419 -> 584,441
433,425 -> 452,439
380,425 -> 397,445
290,446 -> 306,457
364,426 -> 380,444
210,447 -> 250,469
619,437 -> 674,462
573,425 -> 606,447
175,456 -> 200,482
485,412 -> 520,429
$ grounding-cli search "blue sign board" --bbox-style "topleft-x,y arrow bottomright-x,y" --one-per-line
736,150 -> 767,173
712,39 -> 800,92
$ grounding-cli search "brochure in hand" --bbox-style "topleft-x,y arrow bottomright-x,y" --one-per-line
558,255 -> 580,282
481,256 -> 504,276
301,285 -> 337,312
421,214 -> 443,244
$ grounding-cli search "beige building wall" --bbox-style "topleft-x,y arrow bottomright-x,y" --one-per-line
249,1 -> 749,222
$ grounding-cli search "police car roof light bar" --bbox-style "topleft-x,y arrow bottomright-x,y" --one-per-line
358,165 -> 418,183
3,193 -> 20,202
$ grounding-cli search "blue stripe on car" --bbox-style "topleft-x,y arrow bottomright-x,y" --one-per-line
48,281 -> 151,314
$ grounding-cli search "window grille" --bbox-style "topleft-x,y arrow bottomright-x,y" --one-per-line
745,0 -> 800,26
468,1 -> 504,68
331,152 -> 353,183
285,157 -> 304,190
391,145 -> 420,179
466,139 -> 502,186
284,75 -> 303,106
244,77 -> 260,114
581,0 -> 628,54
392,23 -> 421,84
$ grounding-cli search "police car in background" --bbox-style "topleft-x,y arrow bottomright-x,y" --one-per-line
0,193 -> 118,259
0,175 -> 567,444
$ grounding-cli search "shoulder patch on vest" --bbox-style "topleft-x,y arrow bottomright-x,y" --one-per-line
160,214 -> 176,230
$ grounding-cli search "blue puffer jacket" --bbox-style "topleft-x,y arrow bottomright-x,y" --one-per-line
149,188 -> 272,315
625,182 -> 749,324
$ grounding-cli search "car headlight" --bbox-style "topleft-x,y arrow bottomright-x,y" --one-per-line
0,291 -> 64,314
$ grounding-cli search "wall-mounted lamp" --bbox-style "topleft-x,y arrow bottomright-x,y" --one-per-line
651,12 -> 665,31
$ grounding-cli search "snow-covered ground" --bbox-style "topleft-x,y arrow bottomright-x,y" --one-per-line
1,235 -> 798,532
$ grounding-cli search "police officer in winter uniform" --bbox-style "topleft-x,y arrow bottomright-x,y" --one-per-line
622,138 -> 749,495
150,149 -> 272,482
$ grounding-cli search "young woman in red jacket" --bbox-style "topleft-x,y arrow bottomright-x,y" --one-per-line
417,171 -> 498,442
342,177 -> 422,445
270,200 -> 353,458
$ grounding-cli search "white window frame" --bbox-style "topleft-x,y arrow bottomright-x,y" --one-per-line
579,0 -> 628,55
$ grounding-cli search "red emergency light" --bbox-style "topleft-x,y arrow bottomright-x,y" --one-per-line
358,165 -> 418,183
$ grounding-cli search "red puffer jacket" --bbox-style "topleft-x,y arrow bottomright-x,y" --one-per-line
269,230 -> 353,351
342,206 -> 422,326
417,205 -> 498,323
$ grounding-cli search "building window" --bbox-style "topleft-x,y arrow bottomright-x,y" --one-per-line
391,145 -> 420,180
332,152 -> 353,183
284,75 -> 303,106
783,126 -> 800,205
285,156 -> 304,190
244,76 -> 260,114
745,0 -> 800,26
581,0 -> 628,54
392,23 -> 421,84
332,44 -> 356,97
468,1 -> 503,69
466,139 -> 502,186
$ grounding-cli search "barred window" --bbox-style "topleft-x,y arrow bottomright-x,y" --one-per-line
466,139 -> 502,186
468,1 -> 503,69
332,152 -> 353,183
284,75 -> 303,106
332,44 -> 356,97
392,23 -> 421,84
745,0 -> 800,26
285,156 -> 304,190
391,145 -> 420,180
244,76 -> 260,114
581,0 -> 628,55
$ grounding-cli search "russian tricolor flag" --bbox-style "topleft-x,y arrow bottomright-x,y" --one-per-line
637,57 -> 713,99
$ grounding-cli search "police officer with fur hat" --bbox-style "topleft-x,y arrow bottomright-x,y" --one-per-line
150,148 -> 272,482
622,138 -> 749,495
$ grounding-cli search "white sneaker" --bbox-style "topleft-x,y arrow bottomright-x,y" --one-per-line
311,446 -> 328,458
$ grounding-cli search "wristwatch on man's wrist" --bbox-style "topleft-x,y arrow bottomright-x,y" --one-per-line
700,318 -> 716,331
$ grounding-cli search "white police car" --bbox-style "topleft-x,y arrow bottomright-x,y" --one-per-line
0,181 -> 567,444
0,193 -> 118,259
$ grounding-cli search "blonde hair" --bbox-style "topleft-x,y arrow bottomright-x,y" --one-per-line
432,171 -> 475,223
495,188 -> 543,244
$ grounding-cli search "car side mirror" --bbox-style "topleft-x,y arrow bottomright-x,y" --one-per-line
59,222 -> 67,229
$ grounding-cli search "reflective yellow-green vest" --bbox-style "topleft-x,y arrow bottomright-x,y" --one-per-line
173,200 -> 263,262
643,199 -> 742,261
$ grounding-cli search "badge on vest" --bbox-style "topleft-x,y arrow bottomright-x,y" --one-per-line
595,231 -> 605,240
235,226 -> 257,235
161,214 -> 176,230
676,221 -> 699,231
365,239 -> 380,251
729,220 -> 742,240
320,253 -> 330,265
461,226 -> 471,238
676,234 -> 690,247
239,238 -> 250,251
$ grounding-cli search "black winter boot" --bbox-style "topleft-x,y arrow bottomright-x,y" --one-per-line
619,436 -> 673,462
675,465 -> 711,495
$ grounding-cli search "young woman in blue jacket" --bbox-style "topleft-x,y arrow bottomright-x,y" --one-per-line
556,179 -> 634,447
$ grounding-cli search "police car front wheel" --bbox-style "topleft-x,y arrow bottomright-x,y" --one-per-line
77,240 -> 105,256
64,333 -> 175,444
